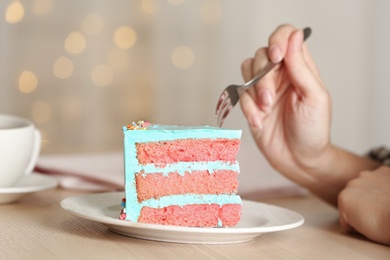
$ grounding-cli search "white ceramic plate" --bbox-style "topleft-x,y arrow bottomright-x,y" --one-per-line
0,173 -> 58,204
61,192 -> 304,244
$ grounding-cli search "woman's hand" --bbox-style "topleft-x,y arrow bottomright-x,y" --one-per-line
338,166 -> 390,245
239,25 -> 333,191
239,24 -> 387,244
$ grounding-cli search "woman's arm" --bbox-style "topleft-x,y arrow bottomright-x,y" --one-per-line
338,166 -> 390,245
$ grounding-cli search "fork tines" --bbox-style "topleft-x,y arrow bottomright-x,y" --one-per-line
215,85 -> 239,127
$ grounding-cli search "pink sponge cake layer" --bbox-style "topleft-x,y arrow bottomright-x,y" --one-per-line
136,170 -> 239,202
121,122 -> 242,227
138,204 -> 242,227
136,139 -> 240,165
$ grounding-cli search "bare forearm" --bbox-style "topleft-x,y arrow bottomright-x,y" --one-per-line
327,145 -> 380,184
303,145 -> 381,206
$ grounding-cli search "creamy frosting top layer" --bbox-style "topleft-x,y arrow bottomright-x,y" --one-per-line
123,124 -> 242,142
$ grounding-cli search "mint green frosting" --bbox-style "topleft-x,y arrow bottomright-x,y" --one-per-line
123,124 -> 242,224
135,161 -> 239,176
126,194 -> 242,223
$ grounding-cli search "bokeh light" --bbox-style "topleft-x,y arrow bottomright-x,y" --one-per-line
113,26 -> 137,49
171,46 -> 195,69
141,0 -> 158,14
168,0 -> 186,6
64,31 -> 86,54
18,71 -> 38,93
91,64 -> 114,87
53,56 -> 74,79
32,0 -> 53,16
5,1 -> 25,24
82,13 -> 104,35
32,101 -> 52,123
200,1 -> 223,24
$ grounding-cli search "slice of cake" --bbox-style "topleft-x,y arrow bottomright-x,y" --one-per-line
120,121 -> 242,227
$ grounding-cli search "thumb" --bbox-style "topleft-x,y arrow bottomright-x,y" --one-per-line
284,29 -> 324,97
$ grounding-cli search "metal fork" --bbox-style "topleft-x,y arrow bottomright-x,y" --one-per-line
215,27 -> 312,127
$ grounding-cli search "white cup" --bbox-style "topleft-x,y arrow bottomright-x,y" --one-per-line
0,114 -> 41,188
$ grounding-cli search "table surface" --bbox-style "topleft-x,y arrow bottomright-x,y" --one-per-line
1,188 -> 389,260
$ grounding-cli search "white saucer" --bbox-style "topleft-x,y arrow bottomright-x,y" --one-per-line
61,192 -> 304,244
0,173 -> 58,204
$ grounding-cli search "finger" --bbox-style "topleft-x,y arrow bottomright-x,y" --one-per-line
339,212 -> 353,233
241,58 -> 254,82
284,29 -> 325,97
338,190 -> 353,232
241,58 -> 257,98
268,24 -> 321,80
252,48 -> 276,114
301,40 -> 322,82
338,183 -> 365,236
298,33 -> 324,85
239,90 -> 263,130
268,24 -> 297,63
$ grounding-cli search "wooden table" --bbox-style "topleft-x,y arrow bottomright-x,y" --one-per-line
1,188 -> 389,259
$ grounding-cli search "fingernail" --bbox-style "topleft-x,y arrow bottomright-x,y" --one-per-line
250,115 -> 262,129
269,45 -> 282,63
260,90 -> 273,108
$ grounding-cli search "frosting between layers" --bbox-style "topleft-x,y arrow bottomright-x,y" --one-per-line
123,124 -> 242,223
125,193 -> 242,222
135,161 -> 239,176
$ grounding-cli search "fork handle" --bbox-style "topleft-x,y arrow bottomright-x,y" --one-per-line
241,27 -> 312,92
242,62 -> 277,89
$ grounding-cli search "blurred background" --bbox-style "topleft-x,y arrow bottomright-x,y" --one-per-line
1,0 -> 389,194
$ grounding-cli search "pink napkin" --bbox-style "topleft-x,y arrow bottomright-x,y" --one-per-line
35,152 -> 124,191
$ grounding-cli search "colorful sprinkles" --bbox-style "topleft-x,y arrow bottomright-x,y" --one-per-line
126,121 -> 150,130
